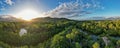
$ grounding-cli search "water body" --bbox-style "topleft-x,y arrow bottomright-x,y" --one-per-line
19,28 -> 27,36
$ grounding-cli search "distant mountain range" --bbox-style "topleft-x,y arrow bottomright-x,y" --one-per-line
0,15 -> 120,21
87,17 -> 120,20
0,15 -> 69,22
0,15 -> 23,22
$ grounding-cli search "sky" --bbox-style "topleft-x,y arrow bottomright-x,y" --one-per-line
0,0 -> 120,20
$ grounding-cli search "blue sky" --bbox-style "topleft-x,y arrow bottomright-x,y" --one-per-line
0,0 -> 120,19
91,0 -> 120,17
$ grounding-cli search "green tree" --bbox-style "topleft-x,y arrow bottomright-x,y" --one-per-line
116,40 -> 120,48
50,35 -> 69,48
92,42 -> 100,48
75,42 -> 82,48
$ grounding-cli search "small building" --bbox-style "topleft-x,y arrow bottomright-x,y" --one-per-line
19,28 -> 27,36
102,36 -> 110,46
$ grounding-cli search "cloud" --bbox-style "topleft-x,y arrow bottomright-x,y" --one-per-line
0,0 -> 14,11
0,8 -> 5,11
0,1 -> 3,4
44,0 -> 103,18
5,0 -> 14,5
0,6 -> 5,11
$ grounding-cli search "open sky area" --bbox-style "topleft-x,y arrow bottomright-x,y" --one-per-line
0,0 -> 120,20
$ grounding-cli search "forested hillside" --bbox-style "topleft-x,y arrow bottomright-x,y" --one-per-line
0,17 -> 120,48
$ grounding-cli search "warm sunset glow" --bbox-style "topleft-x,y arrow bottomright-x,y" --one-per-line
15,9 -> 41,21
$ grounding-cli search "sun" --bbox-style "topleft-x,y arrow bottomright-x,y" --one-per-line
15,9 -> 41,21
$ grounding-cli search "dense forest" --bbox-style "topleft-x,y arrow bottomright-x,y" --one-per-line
0,17 -> 120,48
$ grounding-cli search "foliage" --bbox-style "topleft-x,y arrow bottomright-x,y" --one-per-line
0,18 -> 120,48
92,42 -> 100,48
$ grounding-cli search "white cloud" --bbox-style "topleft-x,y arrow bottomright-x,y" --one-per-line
0,1 -> 3,4
0,0 -> 14,11
5,0 -> 14,5
44,0 -> 103,18
0,6 -> 5,10
0,8 -> 5,11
